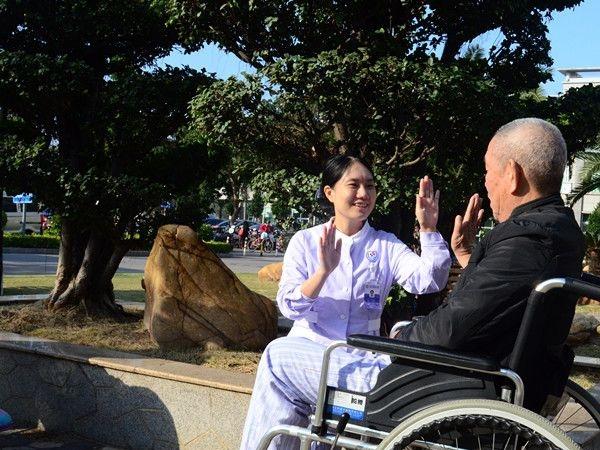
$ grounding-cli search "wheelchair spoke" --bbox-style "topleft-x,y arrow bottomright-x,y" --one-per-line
512,434 -> 519,450
552,403 -> 581,428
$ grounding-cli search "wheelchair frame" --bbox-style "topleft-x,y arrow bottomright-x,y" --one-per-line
257,276 -> 600,450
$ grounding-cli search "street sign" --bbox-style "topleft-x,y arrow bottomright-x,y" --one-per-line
12,193 -> 33,204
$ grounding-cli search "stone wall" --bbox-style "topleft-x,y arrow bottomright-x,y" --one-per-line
0,333 -> 253,449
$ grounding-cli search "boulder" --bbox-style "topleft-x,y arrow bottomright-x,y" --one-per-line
577,296 -> 600,306
143,225 -> 277,350
570,314 -> 600,335
258,262 -> 283,282
567,331 -> 591,346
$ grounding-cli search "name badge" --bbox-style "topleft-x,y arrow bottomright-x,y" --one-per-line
364,281 -> 381,310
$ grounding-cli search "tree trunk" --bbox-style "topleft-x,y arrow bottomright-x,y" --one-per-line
45,221 -> 130,319
333,122 -> 350,155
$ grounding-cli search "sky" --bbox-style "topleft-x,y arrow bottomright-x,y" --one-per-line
159,1 -> 600,96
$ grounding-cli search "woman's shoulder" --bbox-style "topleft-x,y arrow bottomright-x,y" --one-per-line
368,226 -> 403,244
288,224 -> 324,244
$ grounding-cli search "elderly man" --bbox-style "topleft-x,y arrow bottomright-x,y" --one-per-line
241,118 -> 584,449
397,117 -> 585,411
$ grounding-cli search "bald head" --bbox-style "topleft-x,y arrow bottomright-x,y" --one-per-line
490,118 -> 567,195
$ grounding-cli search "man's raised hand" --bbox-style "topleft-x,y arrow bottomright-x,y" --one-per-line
451,194 -> 484,268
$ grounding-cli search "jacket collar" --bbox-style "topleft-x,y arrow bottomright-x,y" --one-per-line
509,193 -> 564,219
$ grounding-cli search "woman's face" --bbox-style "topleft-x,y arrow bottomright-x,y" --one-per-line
324,162 -> 377,224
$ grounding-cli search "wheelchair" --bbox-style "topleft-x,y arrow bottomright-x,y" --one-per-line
258,275 -> 600,450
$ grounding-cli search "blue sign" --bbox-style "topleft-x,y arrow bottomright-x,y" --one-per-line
12,193 -> 33,204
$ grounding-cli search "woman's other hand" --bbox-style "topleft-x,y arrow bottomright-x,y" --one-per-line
415,176 -> 440,233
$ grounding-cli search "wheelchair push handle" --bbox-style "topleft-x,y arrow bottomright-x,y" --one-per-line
563,277 -> 600,300
509,275 -> 600,371
529,276 -> 600,299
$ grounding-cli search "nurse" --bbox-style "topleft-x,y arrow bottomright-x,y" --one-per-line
278,154 -> 451,344
240,155 -> 451,449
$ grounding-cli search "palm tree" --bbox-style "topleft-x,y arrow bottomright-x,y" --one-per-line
568,150 -> 600,206
570,150 -> 600,274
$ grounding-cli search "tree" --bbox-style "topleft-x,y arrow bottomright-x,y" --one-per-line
0,0 -> 222,317
171,0 -> 583,240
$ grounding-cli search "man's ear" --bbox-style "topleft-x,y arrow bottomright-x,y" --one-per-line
506,159 -> 525,194
323,185 -> 334,203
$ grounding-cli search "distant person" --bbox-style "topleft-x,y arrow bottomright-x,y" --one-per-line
238,220 -> 250,247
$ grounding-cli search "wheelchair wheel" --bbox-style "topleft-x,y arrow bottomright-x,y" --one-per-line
548,379 -> 600,449
377,399 -> 580,450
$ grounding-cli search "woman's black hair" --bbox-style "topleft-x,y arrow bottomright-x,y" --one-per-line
316,155 -> 374,213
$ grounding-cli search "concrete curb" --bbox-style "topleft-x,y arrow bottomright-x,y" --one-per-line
574,355 -> 600,369
0,332 -> 254,449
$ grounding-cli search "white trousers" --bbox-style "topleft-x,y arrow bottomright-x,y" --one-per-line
240,336 -> 391,450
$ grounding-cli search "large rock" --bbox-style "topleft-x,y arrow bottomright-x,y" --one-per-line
143,225 -> 277,350
577,296 -> 600,306
567,331 -> 591,346
257,262 -> 283,282
570,314 -> 600,335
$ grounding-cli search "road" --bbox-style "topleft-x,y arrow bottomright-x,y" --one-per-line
1,248 -> 283,276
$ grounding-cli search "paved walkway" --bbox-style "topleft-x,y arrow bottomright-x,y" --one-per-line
1,248 -> 283,275
0,428 -> 121,450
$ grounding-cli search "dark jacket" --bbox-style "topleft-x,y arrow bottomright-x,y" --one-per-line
398,194 -> 585,410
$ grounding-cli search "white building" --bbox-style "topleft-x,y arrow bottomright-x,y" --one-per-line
558,67 -> 600,227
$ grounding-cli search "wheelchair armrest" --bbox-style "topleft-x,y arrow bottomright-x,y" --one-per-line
347,334 -> 501,373
581,272 -> 600,287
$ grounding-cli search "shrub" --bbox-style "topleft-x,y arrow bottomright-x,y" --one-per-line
206,241 -> 233,253
587,204 -> 600,237
3,232 -> 60,248
3,232 -> 232,253
197,223 -> 215,242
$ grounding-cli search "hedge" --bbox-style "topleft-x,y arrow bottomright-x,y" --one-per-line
2,233 -> 233,254
3,232 -> 60,248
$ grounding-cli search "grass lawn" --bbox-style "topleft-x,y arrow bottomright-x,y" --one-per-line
0,272 -> 280,373
2,272 -> 280,302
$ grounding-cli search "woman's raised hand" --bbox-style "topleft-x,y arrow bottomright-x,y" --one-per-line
318,219 -> 342,275
415,176 -> 440,232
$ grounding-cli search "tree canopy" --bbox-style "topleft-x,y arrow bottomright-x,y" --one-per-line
0,0 -> 222,315
171,0 -> 585,238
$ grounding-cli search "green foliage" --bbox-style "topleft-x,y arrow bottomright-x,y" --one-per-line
587,204 -> 600,237
0,0 -> 224,250
1,211 -> 6,230
197,223 -> 214,241
247,196 -> 265,220
386,284 -> 410,307
567,150 -> 600,206
205,241 -> 233,254
44,213 -> 61,237
252,170 -> 320,220
2,231 -> 232,253
3,232 -> 60,249
175,0 -> 590,239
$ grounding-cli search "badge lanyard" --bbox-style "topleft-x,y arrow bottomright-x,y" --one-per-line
364,249 -> 381,310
